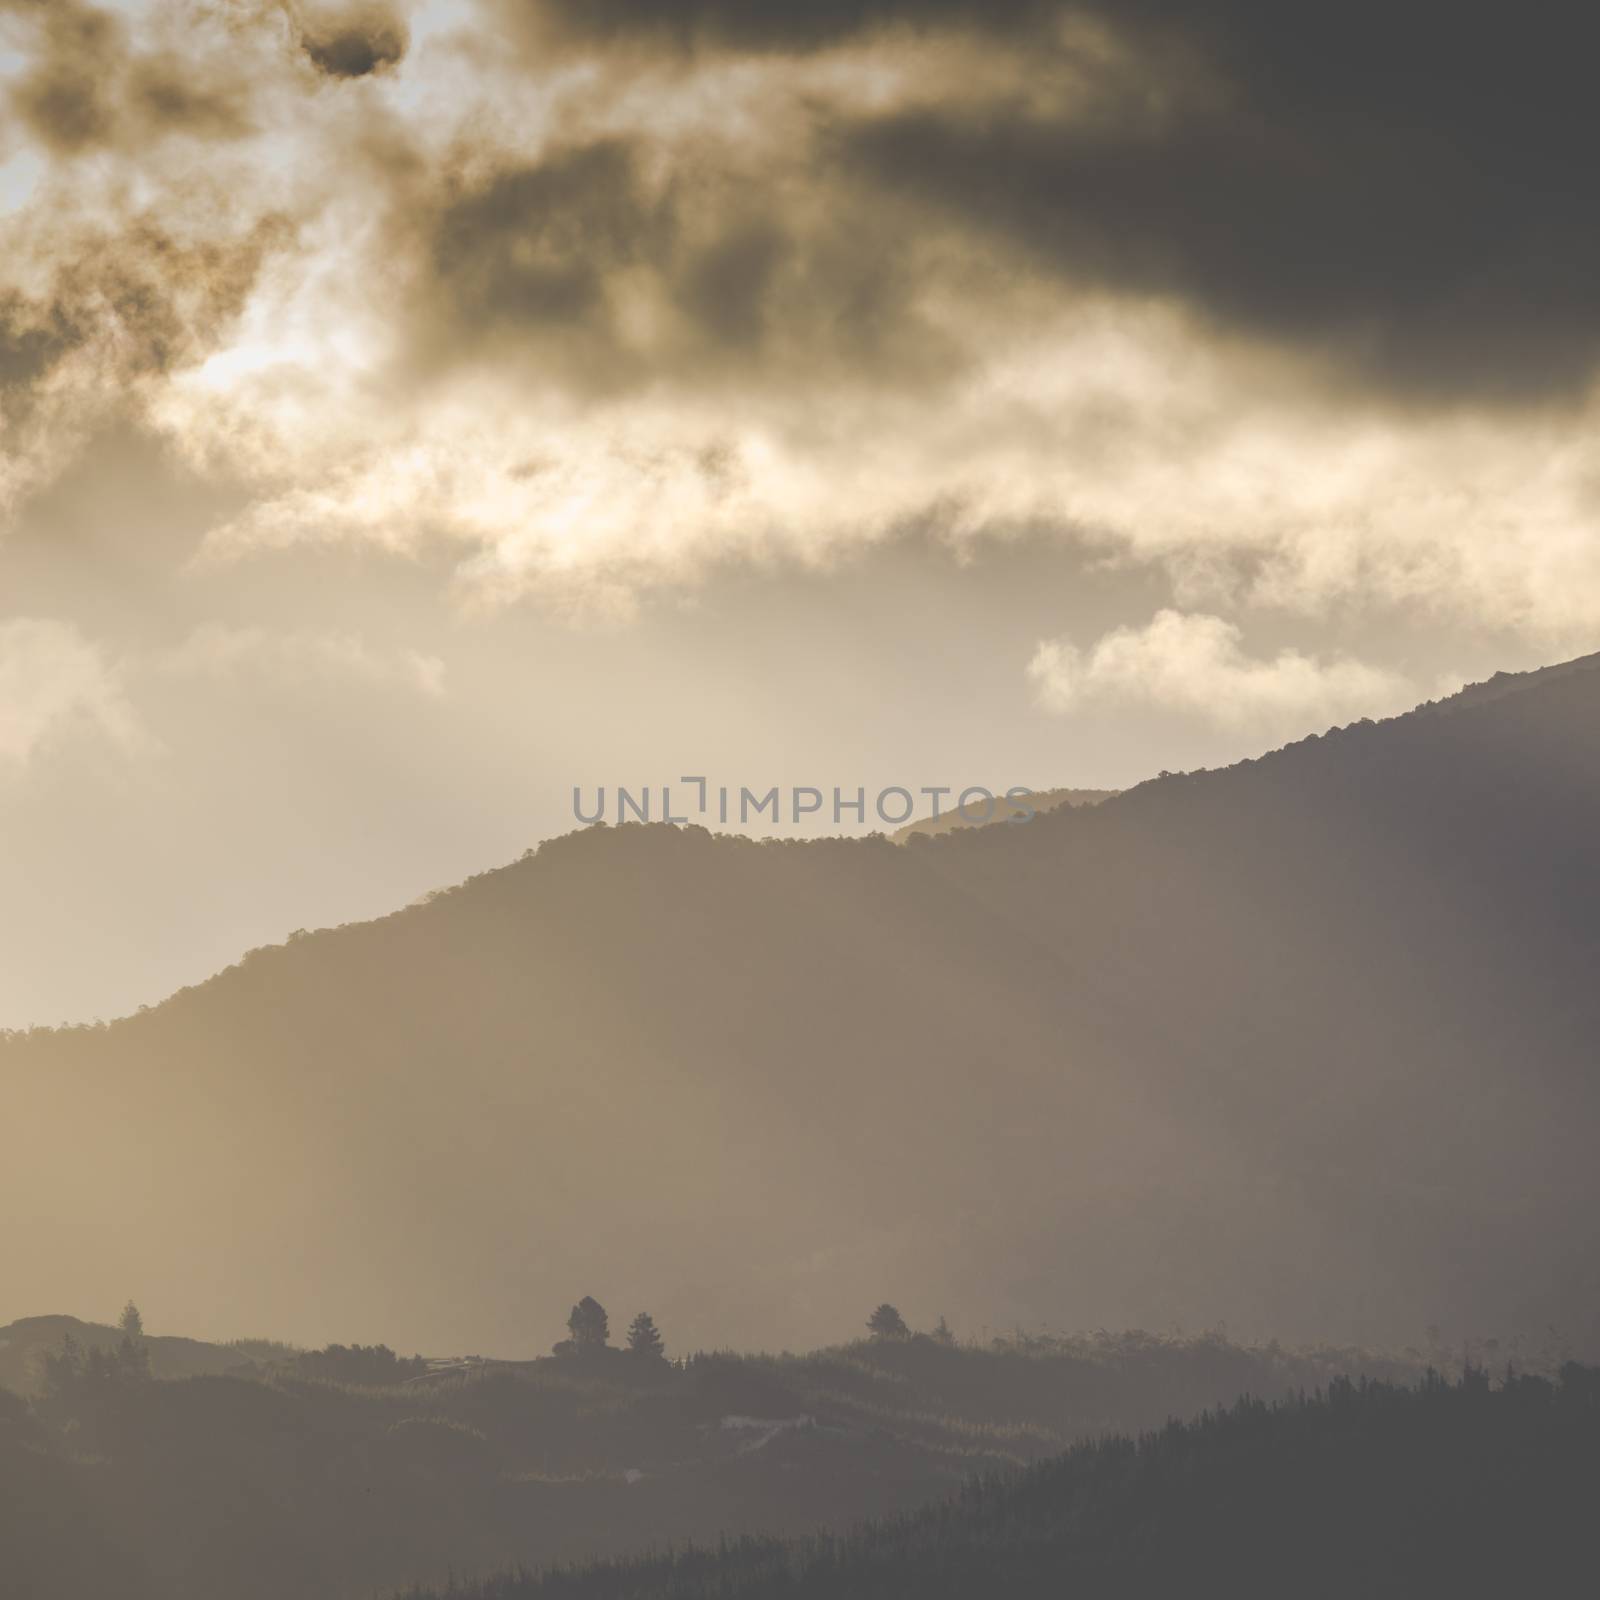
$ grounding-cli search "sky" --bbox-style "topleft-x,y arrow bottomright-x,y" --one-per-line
3,0 -> 1599,1027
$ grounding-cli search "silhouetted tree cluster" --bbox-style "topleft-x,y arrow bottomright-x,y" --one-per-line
43,1329 -> 150,1400
292,1343 -> 427,1386
553,1298 -> 670,1362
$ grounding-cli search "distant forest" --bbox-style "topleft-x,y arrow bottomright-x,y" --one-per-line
407,1364 -> 1600,1600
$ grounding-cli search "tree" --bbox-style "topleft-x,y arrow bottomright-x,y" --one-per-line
867,1303 -> 909,1340
932,1315 -> 956,1347
626,1311 -> 665,1360
42,1333 -> 83,1400
118,1300 -> 144,1338
567,1296 -> 610,1354
116,1333 -> 151,1381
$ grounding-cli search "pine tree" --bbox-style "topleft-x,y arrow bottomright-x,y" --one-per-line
626,1311 -> 665,1360
117,1333 -> 151,1381
43,1333 -> 83,1400
118,1300 -> 144,1338
867,1303 -> 910,1340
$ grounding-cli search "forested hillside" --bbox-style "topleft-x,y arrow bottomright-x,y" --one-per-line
6,656 -> 1600,1353
405,1364 -> 1600,1600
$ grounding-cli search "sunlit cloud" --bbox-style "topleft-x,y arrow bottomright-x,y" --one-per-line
2,0 -> 1600,647
1029,610 -> 1430,733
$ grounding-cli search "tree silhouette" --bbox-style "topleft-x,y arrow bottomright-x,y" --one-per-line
118,1300 -> 144,1338
117,1332 -> 151,1381
42,1333 -> 82,1400
567,1296 -> 610,1354
867,1303 -> 909,1340
626,1312 -> 665,1360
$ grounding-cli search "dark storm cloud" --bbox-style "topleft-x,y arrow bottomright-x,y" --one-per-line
676,222 -> 788,348
481,0 -> 1600,405
418,135 -> 941,393
833,0 -> 1600,403
432,142 -> 670,329
296,4 -> 409,79
506,0 -> 1056,52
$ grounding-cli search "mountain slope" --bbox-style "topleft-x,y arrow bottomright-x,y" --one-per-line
890,786 -> 1116,842
5,655 -> 1600,1353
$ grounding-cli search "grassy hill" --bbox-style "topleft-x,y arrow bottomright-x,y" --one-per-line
0,1315 -> 261,1397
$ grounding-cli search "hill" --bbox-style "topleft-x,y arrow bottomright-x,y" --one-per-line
0,1316 -> 257,1397
0,1326 -> 1424,1600
5,655 -> 1600,1353
890,786 -> 1116,843
405,1363 -> 1600,1600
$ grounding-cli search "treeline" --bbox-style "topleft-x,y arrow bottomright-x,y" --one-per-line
403,1363 -> 1600,1600
292,1343 -> 428,1386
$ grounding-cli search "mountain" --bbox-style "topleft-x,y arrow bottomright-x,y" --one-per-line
407,1364 -> 1600,1600
5,654 -> 1600,1354
890,787 -> 1116,843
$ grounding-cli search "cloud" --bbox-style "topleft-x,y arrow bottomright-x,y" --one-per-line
160,623 -> 446,699
0,617 -> 144,765
2,0 -> 255,156
507,0 -> 1600,403
293,2 -> 409,79
1028,610 -> 1424,732
3,1 -> 125,156
0,211 -> 287,515
4,0 -> 1600,648
0,617 -> 442,777
839,7 -> 1600,405
506,0 -> 1057,54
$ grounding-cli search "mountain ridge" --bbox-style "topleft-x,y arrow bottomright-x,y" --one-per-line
6,652 -> 1600,1355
